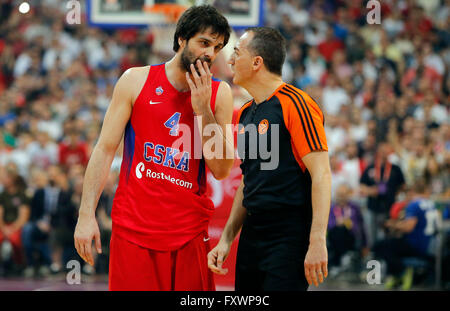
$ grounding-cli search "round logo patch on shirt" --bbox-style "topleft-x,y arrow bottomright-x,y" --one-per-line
258,119 -> 269,135
155,86 -> 163,96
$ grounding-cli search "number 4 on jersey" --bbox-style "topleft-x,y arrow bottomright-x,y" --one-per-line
164,112 -> 181,136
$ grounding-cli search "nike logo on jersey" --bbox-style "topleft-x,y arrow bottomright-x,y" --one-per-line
203,237 -> 210,242
149,100 -> 162,105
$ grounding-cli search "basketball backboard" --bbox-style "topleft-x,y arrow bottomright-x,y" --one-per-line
86,0 -> 264,29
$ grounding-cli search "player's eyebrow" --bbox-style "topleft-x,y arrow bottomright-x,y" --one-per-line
199,36 -> 213,42
199,36 -> 223,48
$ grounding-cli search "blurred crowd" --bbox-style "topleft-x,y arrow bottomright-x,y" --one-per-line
0,0 -> 449,289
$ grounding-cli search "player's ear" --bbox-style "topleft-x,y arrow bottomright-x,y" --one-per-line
178,37 -> 186,49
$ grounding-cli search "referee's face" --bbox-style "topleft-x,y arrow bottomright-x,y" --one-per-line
228,31 -> 254,87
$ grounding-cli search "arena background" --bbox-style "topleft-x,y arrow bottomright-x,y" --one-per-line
0,0 -> 448,291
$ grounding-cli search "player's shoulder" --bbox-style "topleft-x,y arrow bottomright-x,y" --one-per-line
122,65 -> 151,81
214,79 -> 232,97
215,78 -> 230,90
115,66 -> 151,96
212,76 -> 223,83
214,80 -> 233,110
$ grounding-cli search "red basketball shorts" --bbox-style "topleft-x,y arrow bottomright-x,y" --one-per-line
108,230 -> 215,291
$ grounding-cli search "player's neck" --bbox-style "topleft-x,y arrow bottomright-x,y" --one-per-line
165,56 -> 190,92
245,74 -> 284,105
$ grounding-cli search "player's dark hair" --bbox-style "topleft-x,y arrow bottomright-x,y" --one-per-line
173,5 -> 231,52
245,27 -> 286,76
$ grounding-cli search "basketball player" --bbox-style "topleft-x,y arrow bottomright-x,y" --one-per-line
208,27 -> 332,290
74,5 -> 234,290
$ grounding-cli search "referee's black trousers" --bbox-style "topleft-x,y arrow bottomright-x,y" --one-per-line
235,208 -> 311,291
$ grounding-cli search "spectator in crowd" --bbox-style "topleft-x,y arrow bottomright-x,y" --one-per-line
360,142 -> 406,247
425,152 -> 450,200
49,167 -> 79,272
373,179 -> 439,290
414,90 -> 448,126
58,130 -> 88,169
330,154 -> 346,201
324,115 -> 347,156
330,49 -> 353,82
321,73 -> 350,116
5,131 -> 33,178
318,25 -> 345,63
339,140 -> 364,196
293,64 -> 314,90
348,106 -> 369,144
389,118 -> 433,187
401,50 -> 442,94
26,131 -> 58,170
372,97 -> 395,144
327,184 -> 367,274
22,165 -> 69,277
0,164 -> 30,275
304,46 -> 326,84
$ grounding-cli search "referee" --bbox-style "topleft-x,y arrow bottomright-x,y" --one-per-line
208,27 -> 332,290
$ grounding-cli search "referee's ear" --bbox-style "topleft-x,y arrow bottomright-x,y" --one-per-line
252,56 -> 264,71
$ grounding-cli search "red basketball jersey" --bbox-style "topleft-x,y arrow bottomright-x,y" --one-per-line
111,63 -> 221,251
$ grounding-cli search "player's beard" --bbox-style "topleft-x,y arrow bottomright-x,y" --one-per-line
180,44 -> 211,75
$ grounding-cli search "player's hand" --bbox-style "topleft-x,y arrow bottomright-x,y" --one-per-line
74,213 -> 102,266
207,240 -> 231,275
186,59 -> 213,116
304,240 -> 328,287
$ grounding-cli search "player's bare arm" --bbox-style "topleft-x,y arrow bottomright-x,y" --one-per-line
302,151 -> 332,287
186,60 -> 234,180
208,177 -> 246,274
74,67 -> 145,266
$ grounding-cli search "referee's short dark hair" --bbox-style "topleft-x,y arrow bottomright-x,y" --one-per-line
173,5 -> 231,52
245,27 -> 286,76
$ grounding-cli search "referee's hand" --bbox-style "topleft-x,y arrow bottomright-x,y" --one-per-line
74,213 -> 102,267
304,240 -> 328,287
207,241 -> 230,275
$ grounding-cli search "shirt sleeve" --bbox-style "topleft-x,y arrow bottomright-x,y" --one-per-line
279,86 -> 328,160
